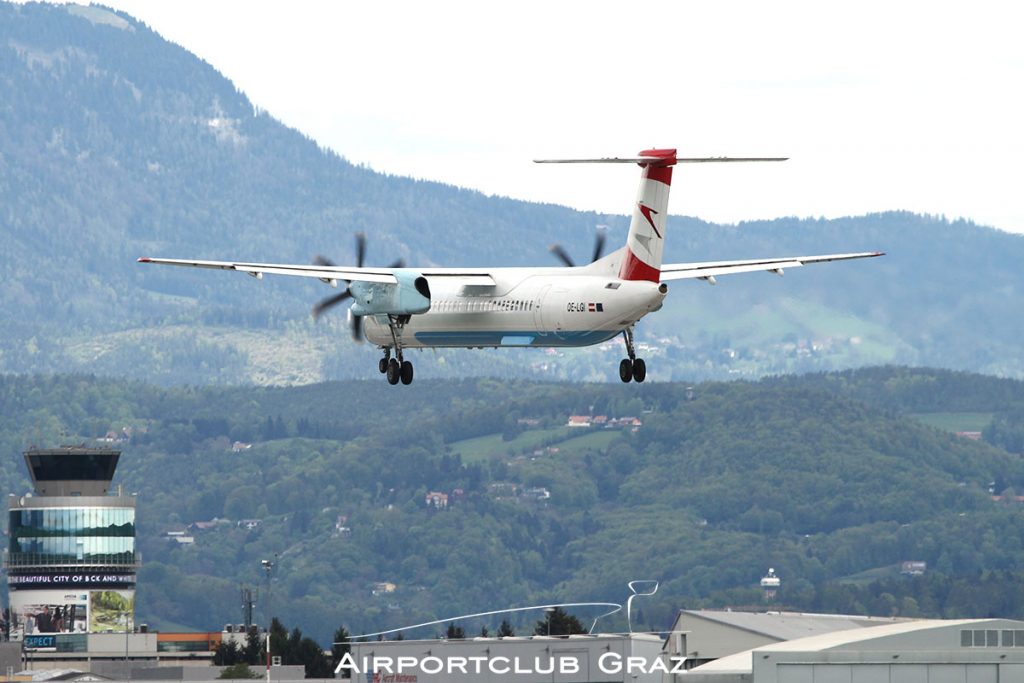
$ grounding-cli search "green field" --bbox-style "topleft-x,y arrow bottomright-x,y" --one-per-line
910,412 -> 993,433
836,564 -> 902,586
449,426 -> 624,463
449,427 -> 574,462
553,429 -> 622,455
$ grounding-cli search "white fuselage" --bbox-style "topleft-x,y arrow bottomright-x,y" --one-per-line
363,267 -> 667,349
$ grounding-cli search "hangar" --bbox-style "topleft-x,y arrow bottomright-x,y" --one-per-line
666,610 -> 908,668
682,618 -> 1024,683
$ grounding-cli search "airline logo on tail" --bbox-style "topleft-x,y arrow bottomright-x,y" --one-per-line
639,204 -> 661,238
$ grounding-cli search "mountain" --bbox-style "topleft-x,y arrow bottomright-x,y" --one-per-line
2,2 -> 1023,384
2,367 -> 1024,642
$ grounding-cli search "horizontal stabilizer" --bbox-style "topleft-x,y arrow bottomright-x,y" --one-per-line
535,157 -> 787,164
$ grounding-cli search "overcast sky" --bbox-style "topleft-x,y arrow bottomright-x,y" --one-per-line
94,1 -> 1023,233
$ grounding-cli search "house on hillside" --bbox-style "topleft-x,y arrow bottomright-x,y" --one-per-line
956,431 -> 982,440
163,530 -> 194,545
425,491 -> 449,509
900,560 -> 927,575
520,487 -> 551,503
489,482 -> 518,499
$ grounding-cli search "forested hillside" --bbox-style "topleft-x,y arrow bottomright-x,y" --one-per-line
2,367 -> 1024,643
1,3 -> 1023,384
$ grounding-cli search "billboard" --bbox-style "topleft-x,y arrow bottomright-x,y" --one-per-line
9,590 -> 88,634
9,588 -> 135,635
89,590 -> 134,632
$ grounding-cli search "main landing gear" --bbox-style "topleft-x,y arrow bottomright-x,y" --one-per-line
378,316 -> 414,385
618,327 -> 646,383
379,350 -> 414,385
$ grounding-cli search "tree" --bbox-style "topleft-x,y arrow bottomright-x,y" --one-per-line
219,663 -> 259,679
295,636 -> 332,678
534,607 -> 586,636
242,629 -> 263,666
497,619 -> 515,637
332,626 -> 351,679
214,639 -> 243,666
445,622 -> 465,639
268,617 -> 289,664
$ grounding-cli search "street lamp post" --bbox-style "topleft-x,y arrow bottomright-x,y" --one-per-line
544,607 -> 555,636
261,558 -> 275,683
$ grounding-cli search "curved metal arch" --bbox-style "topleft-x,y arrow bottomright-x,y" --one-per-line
625,580 -> 659,633
342,602 -> 622,642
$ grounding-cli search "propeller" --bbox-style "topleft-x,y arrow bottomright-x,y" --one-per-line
311,232 -> 405,343
549,227 -> 608,267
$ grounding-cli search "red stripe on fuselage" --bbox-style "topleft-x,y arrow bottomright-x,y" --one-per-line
619,247 -> 661,282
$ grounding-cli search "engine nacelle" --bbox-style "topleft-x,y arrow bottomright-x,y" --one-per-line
349,270 -> 431,317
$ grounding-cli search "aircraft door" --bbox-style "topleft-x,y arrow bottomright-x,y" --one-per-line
533,285 -> 551,335
540,288 -> 569,339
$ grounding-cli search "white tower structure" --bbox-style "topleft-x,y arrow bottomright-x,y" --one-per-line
760,567 -> 781,600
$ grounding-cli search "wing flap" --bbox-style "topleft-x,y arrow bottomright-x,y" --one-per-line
138,257 -> 399,284
138,257 -> 498,286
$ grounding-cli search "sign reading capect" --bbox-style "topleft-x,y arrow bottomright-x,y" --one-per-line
8,573 -> 135,588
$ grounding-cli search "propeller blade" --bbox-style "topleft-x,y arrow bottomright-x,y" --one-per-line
312,255 -> 336,267
549,244 -> 575,268
355,232 -> 367,268
591,229 -> 607,263
389,258 -> 406,269
312,290 -> 352,320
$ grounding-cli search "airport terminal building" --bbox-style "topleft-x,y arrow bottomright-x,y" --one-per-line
5,447 -> 138,654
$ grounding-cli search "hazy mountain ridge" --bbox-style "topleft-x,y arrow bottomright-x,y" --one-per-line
1,2 -> 1022,384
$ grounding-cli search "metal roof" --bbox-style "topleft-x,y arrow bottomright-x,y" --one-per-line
688,618 -> 1013,675
680,609 -> 908,642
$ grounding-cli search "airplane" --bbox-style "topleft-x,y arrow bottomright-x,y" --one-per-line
138,148 -> 882,386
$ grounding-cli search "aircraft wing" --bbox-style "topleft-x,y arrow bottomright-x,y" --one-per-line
659,251 -> 883,282
136,257 -> 497,286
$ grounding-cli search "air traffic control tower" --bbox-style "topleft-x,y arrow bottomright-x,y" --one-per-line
5,447 -> 137,643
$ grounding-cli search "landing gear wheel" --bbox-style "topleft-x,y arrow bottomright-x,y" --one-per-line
386,358 -> 401,385
400,360 -> 414,385
619,358 -> 633,383
378,357 -> 389,374
632,358 -> 647,383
